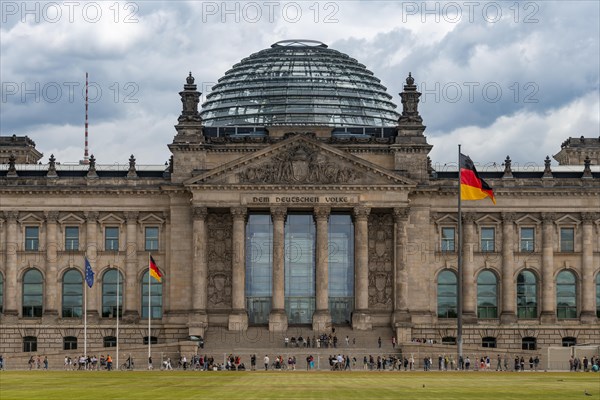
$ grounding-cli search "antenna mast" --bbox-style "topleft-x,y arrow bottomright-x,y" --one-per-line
82,72 -> 90,164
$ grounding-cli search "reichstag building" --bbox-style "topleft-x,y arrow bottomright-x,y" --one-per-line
0,40 -> 599,357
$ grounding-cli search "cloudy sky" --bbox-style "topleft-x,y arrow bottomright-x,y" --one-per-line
1,1 -> 598,169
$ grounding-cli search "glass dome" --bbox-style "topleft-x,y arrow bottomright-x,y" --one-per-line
200,40 -> 400,127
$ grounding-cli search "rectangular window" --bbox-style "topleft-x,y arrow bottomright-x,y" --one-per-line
441,227 -> 455,252
65,226 -> 79,251
480,227 -> 495,252
520,227 -> 535,252
25,227 -> 39,251
105,227 -> 119,251
145,227 -> 159,251
560,228 -> 574,252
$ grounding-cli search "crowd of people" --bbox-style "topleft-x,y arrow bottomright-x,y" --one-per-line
569,355 -> 600,372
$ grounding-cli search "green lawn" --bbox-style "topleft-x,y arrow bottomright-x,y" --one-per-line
0,371 -> 598,400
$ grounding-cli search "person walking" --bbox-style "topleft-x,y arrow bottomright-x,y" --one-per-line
43,356 -> 48,370
378,337 -> 382,348
264,355 -> 269,371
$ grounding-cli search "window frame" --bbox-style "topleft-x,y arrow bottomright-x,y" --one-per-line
520,227 -> 535,252
481,336 -> 497,348
23,336 -> 37,352
522,337 -> 537,351
24,226 -> 40,251
477,270 -> 498,319
437,269 -> 458,319
441,227 -> 456,252
105,226 -> 120,252
62,269 -> 83,318
556,270 -> 577,319
63,336 -> 78,351
144,226 -> 159,251
22,269 -> 43,318
64,226 -> 80,251
559,227 -> 575,252
480,227 -> 495,252
517,270 -> 538,319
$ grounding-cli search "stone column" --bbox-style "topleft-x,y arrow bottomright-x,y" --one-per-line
4,211 -> 19,316
352,206 -> 371,330
123,212 -> 139,321
44,211 -> 59,316
269,207 -> 288,332
229,207 -> 248,331
540,213 -> 555,323
462,213 -> 477,322
500,213 -> 517,323
393,207 -> 410,324
190,207 -> 208,336
312,206 -> 331,332
84,211 -> 99,317
580,213 -> 597,323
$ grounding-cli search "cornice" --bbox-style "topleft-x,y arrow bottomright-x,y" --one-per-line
187,184 -> 414,191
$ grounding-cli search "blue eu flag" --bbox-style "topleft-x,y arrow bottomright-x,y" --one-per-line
85,257 -> 95,288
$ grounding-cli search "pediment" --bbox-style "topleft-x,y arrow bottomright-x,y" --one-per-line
139,213 -> 165,225
435,214 -> 458,225
18,213 -> 44,224
515,214 -> 541,225
554,214 -> 580,225
58,213 -> 85,225
475,215 -> 501,225
185,135 -> 416,187
98,213 -> 125,225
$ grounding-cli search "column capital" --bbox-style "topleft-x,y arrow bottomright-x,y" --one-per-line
83,211 -> 99,222
313,206 -> 331,221
230,207 -> 247,221
393,207 -> 410,222
125,211 -> 139,223
501,212 -> 517,223
193,206 -> 208,220
3,211 -> 19,222
462,212 -> 477,223
44,211 -> 59,222
541,212 -> 555,223
270,206 -> 287,222
581,212 -> 596,223
353,206 -> 371,220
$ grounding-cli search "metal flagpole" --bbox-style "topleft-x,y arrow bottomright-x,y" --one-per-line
457,144 -> 464,367
116,268 -> 120,370
148,253 -> 151,364
84,270 -> 87,358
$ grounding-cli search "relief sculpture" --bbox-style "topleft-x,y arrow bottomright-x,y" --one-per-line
239,143 -> 363,184
207,213 -> 232,308
368,213 -> 393,309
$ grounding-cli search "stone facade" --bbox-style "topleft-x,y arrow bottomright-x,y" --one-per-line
0,74 -> 598,358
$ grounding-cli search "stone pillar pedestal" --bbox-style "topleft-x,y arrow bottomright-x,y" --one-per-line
462,214 -> 477,323
393,207 -> 410,323
45,211 -> 59,315
394,322 -> 413,343
188,312 -> 208,338
229,207 -> 248,331
352,310 -> 372,331
540,213 -> 556,323
228,310 -> 249,331
269,309 -> 288,332
312,310 -> 332,332
4,211 -> 18,315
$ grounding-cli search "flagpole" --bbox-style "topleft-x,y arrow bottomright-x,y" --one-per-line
148,253 -> 151,364
84,268 -> 88,358
116,268 -> 120,370
457,144 -> 464,367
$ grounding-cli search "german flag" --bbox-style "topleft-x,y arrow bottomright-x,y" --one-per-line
460,153 -> 496,204
149,255 -> 163,282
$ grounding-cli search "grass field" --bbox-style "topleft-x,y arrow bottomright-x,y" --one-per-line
0,371 -> 598,400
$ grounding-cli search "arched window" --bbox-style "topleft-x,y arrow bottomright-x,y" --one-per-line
62,269 -> 83,318
437,270 -> 457,318
517,270 -> 537,318
102,269 -> 123,318
0,273 -> 4,313
477,270 -> 498,318
23,269 -> 43,317
556,270 -> 577,319
596,273 -> 600,318
522,337 -> 537,350
63,336 -> 78,350
141,270 -> 162,319
23,336 -> 37,352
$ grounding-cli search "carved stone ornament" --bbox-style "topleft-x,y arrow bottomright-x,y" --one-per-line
367,213 -> 393,309
239,143 -> 363,184
207,213 -> 232,308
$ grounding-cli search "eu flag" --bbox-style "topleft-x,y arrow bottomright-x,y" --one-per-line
85,257 -> 95,288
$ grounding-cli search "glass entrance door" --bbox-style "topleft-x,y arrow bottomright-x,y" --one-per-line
285,297 -> 315,325
247,297 -> 271,325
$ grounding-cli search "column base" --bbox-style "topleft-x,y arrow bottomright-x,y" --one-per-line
228,310 -> 249,331
500,312 -> 517,324
540,311 -> 556,324
579,311 -> 598,324
188,311 -> 208,338
42,311 -> 59,324
392,309 -> 411,324
312,310 -> 332,332
269,310 -> 288,332
394,322 -> 412,343
122,310 -> 140,323
352,310 -> 372,330
462,311 -> 477,324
